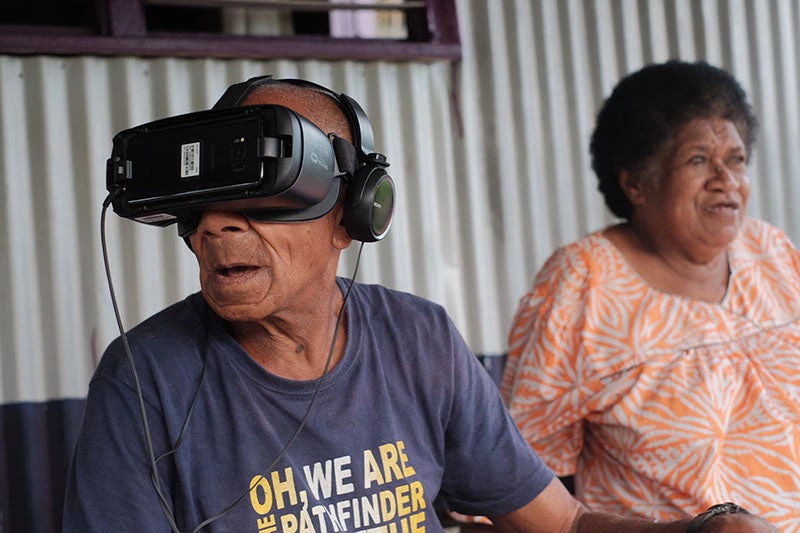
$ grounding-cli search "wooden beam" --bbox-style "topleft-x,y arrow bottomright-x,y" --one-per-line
0,32 -> 461,61
106,0 -> 147,36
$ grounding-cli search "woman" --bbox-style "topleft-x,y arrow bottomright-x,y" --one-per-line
502,60 -> 800,529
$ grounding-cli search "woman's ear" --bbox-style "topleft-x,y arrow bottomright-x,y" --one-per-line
619,169 -> 646,206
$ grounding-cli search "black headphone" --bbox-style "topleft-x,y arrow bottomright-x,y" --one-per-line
212,75 -> 395,242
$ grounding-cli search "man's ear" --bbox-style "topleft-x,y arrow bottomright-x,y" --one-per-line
330,203 -> 352,250
618,169 -> 646,206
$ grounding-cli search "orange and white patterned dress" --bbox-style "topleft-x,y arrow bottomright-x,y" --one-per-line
501,217 -> 800,530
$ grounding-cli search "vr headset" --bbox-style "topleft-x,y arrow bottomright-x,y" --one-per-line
106,76 -> 395,242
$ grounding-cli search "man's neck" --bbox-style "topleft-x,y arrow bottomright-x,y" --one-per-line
228,282 -> 348,380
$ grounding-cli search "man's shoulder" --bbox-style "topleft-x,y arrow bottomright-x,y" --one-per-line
349,279 -> 447,317
347,280 -> 455,341
94,292 -> 208,381
125,292 -> 207,345
347,280 -> 470,381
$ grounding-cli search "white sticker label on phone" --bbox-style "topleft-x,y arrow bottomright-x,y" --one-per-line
181,142 -> 200,178
135,213 -> 178,223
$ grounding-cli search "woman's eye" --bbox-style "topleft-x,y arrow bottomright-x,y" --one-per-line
730,155 -> 747,165
689,155 -> 706,165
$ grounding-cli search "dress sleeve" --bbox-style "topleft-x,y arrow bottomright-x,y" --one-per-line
731,218 -> 800,321
62,374 -> 175,532
500,244 -> 598,477
763,221 -> 800,294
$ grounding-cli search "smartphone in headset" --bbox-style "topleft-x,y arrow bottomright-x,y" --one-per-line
106,104 -> 337,227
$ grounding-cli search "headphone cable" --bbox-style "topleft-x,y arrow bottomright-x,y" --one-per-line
191,242 -> 364,532
101,191 -> 181,533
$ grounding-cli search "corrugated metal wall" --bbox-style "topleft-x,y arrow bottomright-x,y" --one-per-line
2,0 -> 799,408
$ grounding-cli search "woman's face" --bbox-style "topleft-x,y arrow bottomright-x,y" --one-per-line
627,117 -> 751,260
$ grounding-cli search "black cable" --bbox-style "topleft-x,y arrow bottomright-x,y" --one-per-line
101,192 -> 182,533
155,318 -> 210,467
191,241 -> 365,532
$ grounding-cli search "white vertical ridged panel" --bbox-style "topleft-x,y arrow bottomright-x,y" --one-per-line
2,0 -> 800,404
453,0 -> 800,358
222,7 -> 293,35
0,55 -> 461,403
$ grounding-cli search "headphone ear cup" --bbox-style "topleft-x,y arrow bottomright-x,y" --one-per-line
344,166 -> 395,242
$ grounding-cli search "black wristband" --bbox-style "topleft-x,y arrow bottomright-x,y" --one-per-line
686,502 -> 751,533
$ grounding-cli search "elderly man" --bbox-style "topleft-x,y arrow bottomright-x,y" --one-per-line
63,77 -> 774,533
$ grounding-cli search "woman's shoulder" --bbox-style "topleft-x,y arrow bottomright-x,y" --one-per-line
735,217 -> 798,256
534,228 -> 621,286
511,229 -> 626,326
555,228 -> 612,256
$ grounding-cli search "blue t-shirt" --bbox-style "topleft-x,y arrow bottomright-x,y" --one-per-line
64,280 -> 553,532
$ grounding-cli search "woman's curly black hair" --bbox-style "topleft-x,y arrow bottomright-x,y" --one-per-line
590,60 -> 758,220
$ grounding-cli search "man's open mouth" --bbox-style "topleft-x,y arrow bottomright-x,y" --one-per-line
217,265 -> 259,277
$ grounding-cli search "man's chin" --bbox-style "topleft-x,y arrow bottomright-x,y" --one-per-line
202,291 -> 271,322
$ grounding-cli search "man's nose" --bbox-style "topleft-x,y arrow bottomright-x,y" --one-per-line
195,210 -> 249,236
